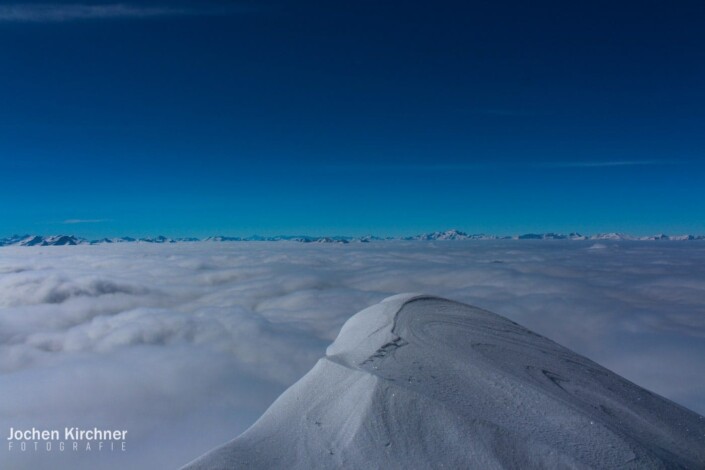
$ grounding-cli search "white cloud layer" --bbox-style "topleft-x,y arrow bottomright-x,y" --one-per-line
0,241 -> 703,469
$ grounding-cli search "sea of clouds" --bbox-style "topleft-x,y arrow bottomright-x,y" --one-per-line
1,240 -> 704,469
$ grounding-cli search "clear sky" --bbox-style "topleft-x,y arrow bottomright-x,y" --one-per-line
0,0 -> 703,238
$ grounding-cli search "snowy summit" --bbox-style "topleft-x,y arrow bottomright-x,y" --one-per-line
182,295 -> 705,469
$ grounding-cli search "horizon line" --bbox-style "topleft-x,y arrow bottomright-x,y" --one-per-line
2,230 -> 704,243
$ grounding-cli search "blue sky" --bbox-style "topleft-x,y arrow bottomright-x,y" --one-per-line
0,0 -> 703,238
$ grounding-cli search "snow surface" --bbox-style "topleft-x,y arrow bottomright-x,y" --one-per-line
184,295 -> 705,469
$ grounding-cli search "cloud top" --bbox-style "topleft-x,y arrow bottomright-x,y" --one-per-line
0,241 -> 703,469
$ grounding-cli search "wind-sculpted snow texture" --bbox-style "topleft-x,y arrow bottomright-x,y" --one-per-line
1,241 -> 704,469
184,295 -> 705,469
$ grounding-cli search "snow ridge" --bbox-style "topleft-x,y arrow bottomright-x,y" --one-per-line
182,295 -> 705,469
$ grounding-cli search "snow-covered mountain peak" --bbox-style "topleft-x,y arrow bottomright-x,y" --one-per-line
183,296 -> 705,469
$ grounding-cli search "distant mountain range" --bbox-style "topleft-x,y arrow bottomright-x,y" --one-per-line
1,230 -> 703,247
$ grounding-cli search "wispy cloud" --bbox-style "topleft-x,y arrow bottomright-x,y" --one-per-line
482,109 -> 540,117
322,160 -> 676,174
0,3 -> 218,23
62,218 -> 109,224
542,160 -> 672,169
321,163 -> 489,173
